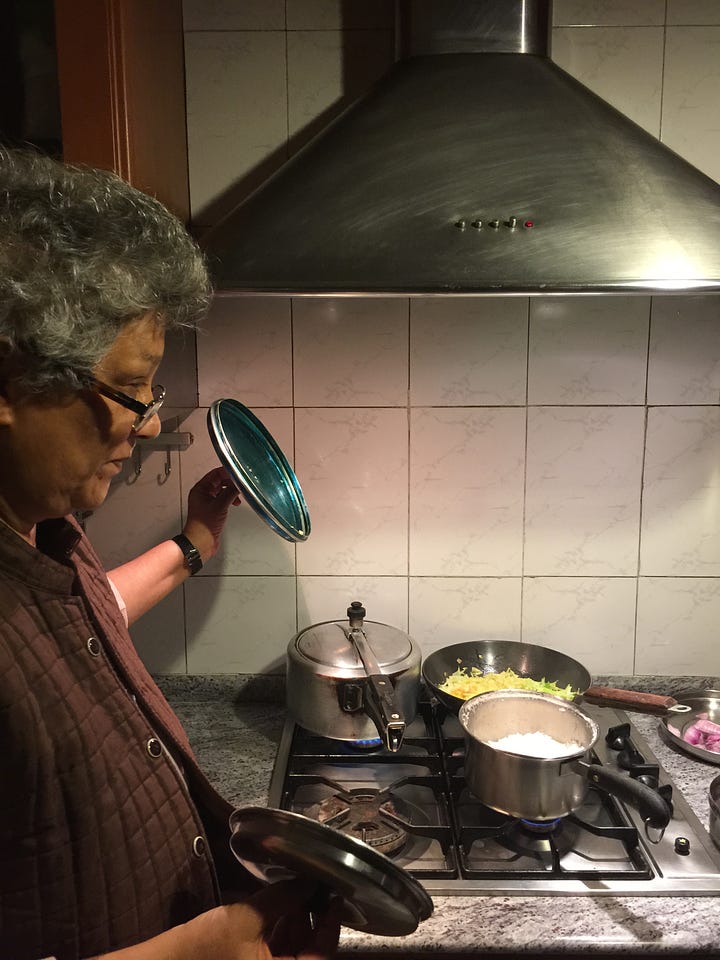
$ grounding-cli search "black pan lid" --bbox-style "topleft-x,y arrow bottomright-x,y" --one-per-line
207,399 -> 310,543
229,806 -> 433,937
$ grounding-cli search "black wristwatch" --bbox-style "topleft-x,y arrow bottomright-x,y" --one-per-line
172,533 -> 203,576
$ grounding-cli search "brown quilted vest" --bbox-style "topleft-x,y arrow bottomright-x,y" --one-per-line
0,517 -> 247,960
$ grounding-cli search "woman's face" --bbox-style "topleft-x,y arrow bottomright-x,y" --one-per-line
0,314 -> 165,535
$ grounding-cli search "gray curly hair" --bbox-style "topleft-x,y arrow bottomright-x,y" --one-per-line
0,147 -> 211,392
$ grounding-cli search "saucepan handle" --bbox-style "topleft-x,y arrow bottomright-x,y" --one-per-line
572,760 -> 671,840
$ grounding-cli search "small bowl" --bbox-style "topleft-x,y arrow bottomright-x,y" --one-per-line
709,774 -> 720,851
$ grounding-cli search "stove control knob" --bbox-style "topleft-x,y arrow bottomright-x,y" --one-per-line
674,837 -> 691,856
605,723 -> 631,750
618,742 -> 645,770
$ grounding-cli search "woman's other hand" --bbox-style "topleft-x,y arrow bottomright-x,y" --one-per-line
183,466 -> 241,562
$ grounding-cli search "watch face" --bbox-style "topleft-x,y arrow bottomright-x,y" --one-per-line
207,399 -> 311,543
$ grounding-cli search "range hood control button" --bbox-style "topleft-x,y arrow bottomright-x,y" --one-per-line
489,219 -> 500,229
455,219 -> 467,230
507,217 -> 518,228
472,219 -> 483,229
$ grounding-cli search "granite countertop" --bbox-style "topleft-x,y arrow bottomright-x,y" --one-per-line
156,675 -> 720,958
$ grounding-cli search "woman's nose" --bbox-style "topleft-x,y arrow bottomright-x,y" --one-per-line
134,410 -> 162,439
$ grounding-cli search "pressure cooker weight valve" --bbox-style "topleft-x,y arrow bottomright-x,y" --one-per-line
347,600 -> 367,626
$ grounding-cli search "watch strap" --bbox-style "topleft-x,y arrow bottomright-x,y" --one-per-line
172,533 -> 203,576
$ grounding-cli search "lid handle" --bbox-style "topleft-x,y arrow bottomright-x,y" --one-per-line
346,601 -> 406,752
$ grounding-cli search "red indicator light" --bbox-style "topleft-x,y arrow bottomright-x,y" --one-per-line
524,220 -> 534,228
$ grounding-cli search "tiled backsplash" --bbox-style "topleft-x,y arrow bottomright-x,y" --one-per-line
88,295 -> 720,677
87,2 -> 720,676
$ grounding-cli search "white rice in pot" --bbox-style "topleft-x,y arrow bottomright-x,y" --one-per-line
487,731 -> 584,759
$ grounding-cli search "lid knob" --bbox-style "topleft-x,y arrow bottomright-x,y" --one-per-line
347,600 -> 366,624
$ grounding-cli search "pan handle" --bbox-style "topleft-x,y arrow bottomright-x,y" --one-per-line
572,760 -> 671,841
582,686 -> 690,715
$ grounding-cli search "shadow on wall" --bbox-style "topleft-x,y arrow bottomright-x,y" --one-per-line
191,9 -> 398,236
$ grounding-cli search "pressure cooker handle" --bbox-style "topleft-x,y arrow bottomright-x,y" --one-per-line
364,674 -> 406,752
347,612 -> 405,752
573,760 -> 671,841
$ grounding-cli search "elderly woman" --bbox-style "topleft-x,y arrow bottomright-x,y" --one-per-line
0,149 -> 340,960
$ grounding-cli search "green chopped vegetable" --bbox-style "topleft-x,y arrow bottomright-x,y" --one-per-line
438,666 -> 578,702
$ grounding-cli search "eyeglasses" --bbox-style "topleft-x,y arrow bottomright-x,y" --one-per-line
88,377 -> 166,431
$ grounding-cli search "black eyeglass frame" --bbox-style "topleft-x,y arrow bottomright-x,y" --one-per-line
87,377 -> 166,430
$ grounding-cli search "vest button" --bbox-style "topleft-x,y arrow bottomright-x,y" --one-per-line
192,835 -> 206,858
147,737 -> 163,758
87,636 -> 101,657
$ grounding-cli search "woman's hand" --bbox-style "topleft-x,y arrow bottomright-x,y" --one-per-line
183,466 -> 241,562
180,881 -> 343,960
92,880 -> 343,960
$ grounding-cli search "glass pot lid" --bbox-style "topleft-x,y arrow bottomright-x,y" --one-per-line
207,399 -> 310,543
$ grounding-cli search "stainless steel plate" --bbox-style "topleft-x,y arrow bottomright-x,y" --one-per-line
658,688 -> 720,765
229,806 -> 433,936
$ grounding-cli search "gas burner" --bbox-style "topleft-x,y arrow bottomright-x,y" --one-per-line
520,818 -> 563,835
305,790 -> 410,854
339,737 -> 384,752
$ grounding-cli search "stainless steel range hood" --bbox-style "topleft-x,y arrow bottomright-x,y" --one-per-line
202,0 -> 720,295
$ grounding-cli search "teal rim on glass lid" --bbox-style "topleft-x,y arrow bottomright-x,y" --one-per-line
207,399 -> 311,543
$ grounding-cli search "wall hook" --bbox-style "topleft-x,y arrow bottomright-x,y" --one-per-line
157,449 -> 172,485
127,446 -> 142,484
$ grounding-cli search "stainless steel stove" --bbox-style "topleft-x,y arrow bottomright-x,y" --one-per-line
267,699 -> 720,895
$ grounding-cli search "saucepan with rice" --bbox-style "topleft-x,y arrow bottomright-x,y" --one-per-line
458,689 -> 671,837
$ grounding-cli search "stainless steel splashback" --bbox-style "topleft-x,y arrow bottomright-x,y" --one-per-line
202,0 -> 720,295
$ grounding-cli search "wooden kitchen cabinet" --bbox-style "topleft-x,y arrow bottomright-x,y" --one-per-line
54,0 -> 197,410
54,0 -> 189,221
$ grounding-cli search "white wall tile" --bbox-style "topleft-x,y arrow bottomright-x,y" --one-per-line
409,578 -> 522,654
185,575 -> 297,672
525,407 -> 645,575
552,1 -> 665,27
198,296 -> 292,406
410,408 -> 525,576
295,408 -> 408,575
183,0 -> 285,30
287,29 -> 394,142
528,296 -> 649,405
293,298 -> 408,406
180,406 -> 297,575
551,26 -> 664,136
185,32 -> 288,221
297,577 -> 408,632
661,27 -> 720,185
640,407 -> 720,576
636,578 -> 720,674
648,296 -> 720,404
131,591 -> 187,675
522,577 -> 636,673
286,1 -> 394,30
87,449 -> 183,568
410,298 -> 528,406
667,1 -> 720,25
